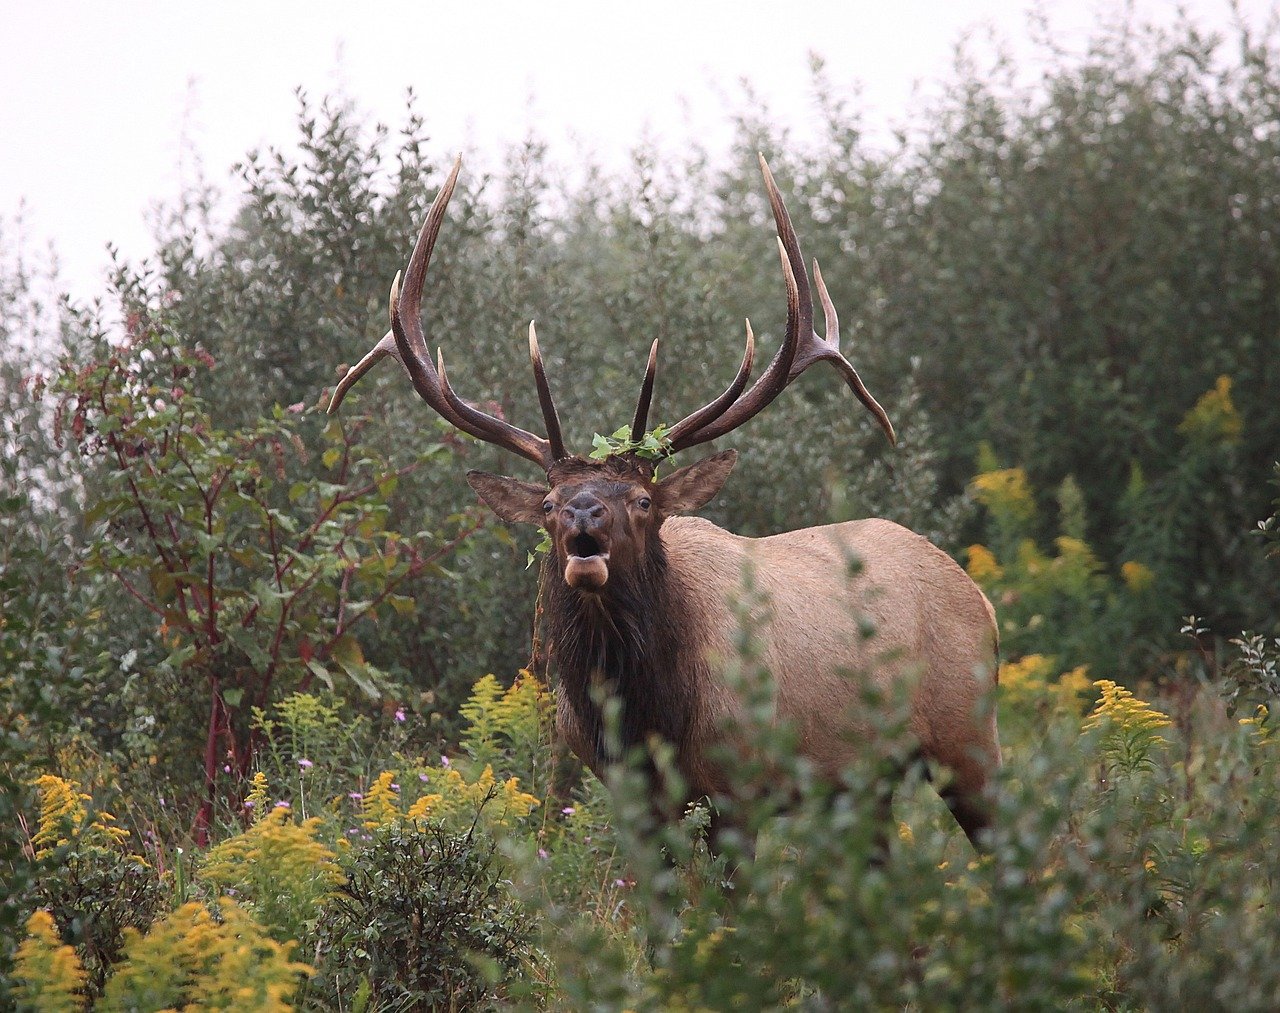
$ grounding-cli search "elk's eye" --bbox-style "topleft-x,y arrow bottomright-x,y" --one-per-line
543,501 -> 554,514
637,497 -> 651,511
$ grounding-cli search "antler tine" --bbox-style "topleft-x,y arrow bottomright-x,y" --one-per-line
666,321 -> 756,446
390,157 -> 463,417
812,259 -> 896,445
435,348 -> 555,467
528,322 -> 568,461
667,154 -> 895,451
328,157 -> 563,470
325,270 -> 418,415
630,339 -> 660,441
327,329 -> 399,414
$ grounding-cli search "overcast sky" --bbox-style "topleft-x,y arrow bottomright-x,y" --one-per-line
1,1 -> 1270,301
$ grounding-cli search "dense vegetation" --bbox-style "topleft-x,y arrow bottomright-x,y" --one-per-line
4,14 -> 1280,1009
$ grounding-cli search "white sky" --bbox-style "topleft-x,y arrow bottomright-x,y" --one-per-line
1,1 -> 1270,302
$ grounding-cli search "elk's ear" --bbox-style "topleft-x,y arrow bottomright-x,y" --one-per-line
658,450 -> 738,514
466,471 -> 547,525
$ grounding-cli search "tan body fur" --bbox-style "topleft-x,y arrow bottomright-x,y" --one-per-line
555,515 -> 1001,832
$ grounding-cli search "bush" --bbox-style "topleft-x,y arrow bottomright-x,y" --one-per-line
313,819 -> 540,1010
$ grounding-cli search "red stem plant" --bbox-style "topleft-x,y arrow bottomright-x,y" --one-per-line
48,308 -> 484,846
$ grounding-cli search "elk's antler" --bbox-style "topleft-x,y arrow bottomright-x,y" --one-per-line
329,155 -> 892,469
327,157 -> 568,470
664,155 -> 896,452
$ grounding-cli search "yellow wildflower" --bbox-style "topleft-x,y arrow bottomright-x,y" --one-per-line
31,774 -> 88,858
970,467 -> 1036,524
998,654 -> 1054,700
1179,375 -> 1243,445
14,910 -> 86,1012
203,808 -> 342,942
1052,665 -> 1094,712
1239,705 -> 1272,745
404,792 -> 445,821
965,544 -> 1004,585
407,764 -> 540,829
244,771 -> 270,824
362,770 -> 401,829
1120,560 -> 1155,593
1083,679 -> 1172,772
31,774 -> 130,858
102,899 -> 312,1010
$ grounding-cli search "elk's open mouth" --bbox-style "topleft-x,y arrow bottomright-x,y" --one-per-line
564,531 -> 610,590
569,532 -> 604,558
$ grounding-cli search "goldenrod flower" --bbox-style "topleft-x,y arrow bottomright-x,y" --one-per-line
965,544 -> 1004,584
244,771 -> 270,824
14,910 -> 86,1012
970,467 -> 1036,524
31,774 -> 130,858
361,771 -> 401,829
1083,679 -> 1172,773
1178,374 -> 1243,445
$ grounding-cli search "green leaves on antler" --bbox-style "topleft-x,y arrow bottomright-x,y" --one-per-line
589,424 -> 672,463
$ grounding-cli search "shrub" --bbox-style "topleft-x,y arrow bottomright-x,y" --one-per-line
313,819 -> 540,1009
24,775 -> 163,999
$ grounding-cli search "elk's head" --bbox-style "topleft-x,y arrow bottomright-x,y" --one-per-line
326,156 -> 896,594
467,450 -> 738,591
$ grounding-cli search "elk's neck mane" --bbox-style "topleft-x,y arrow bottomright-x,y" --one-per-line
546,537 -> 698,766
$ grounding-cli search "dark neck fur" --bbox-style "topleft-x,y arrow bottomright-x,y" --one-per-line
546,538 -> 697,766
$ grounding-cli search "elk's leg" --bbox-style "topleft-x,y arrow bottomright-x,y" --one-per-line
936,735 -> 1000,850
940,784 -> 994,849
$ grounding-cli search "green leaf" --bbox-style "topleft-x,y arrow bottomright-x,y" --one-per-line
222,687 -> 244,708
306,659 -> 335,691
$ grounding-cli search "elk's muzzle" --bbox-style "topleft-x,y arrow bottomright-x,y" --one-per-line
561,496 -> 610,590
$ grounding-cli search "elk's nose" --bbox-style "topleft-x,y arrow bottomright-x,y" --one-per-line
562,493 -> 607,528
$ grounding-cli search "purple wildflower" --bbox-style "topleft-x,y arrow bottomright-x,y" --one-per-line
298,758 -> 313,770
348,792 -> 363,800
538,848 -> 549,859
394,708 -> 406,722
561,806 -> 575,816
274,800 -> 291,810
440,755 -> 450,767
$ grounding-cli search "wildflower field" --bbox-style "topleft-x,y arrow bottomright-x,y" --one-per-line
5,12 -> 1280,1009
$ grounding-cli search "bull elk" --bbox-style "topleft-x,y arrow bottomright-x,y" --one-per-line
327,156 -> 1001,847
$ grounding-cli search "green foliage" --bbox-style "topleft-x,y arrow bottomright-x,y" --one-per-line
589,423 -> 671,462
534,655 -> 1280,1010
312,820 -> 540,1010
459,669 -> 553,791
250,692 -> 373,821
43,296 -> 481,837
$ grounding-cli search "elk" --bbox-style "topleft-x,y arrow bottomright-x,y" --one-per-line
327,156 -> 1001,847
